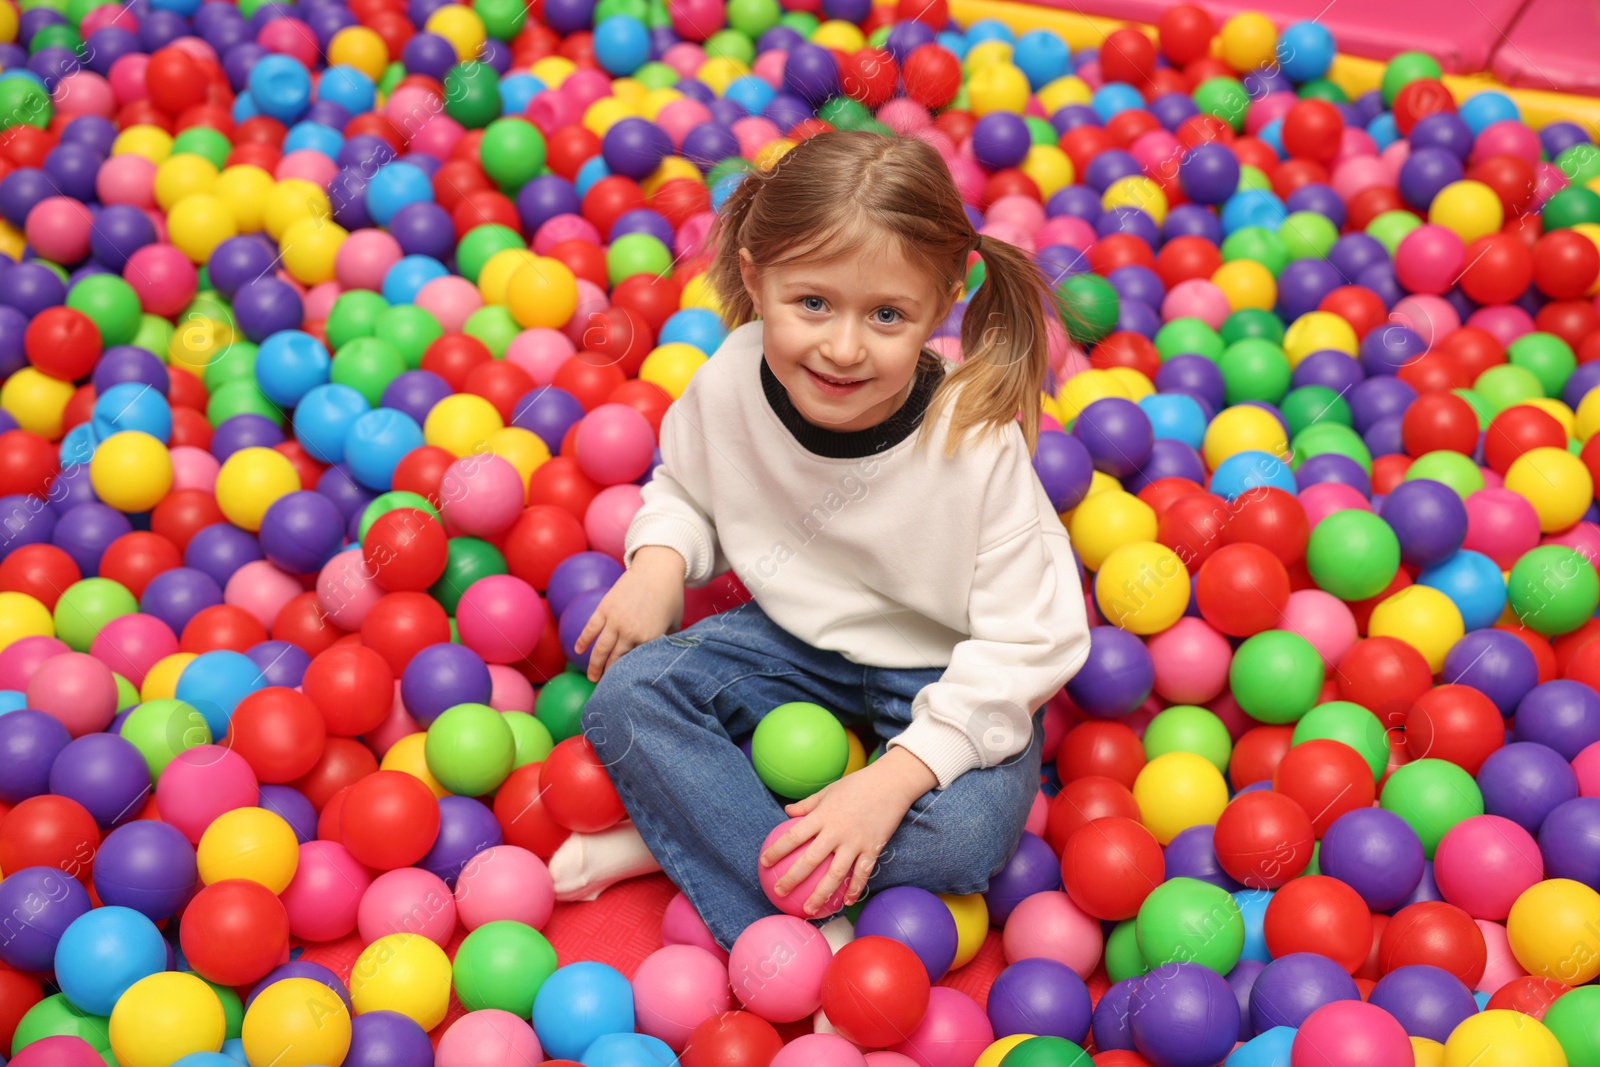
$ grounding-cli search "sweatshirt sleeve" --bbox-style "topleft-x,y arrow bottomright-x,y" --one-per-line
886,496 -> 1092,790
622,399 -> 723,587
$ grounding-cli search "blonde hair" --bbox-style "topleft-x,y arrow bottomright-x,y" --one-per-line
706,130 -> 1070,454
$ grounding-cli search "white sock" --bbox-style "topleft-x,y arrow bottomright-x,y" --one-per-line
548,822 -> 663,902
818,914 -> 856,954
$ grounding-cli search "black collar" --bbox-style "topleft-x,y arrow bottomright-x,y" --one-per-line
759,352 -> 945,459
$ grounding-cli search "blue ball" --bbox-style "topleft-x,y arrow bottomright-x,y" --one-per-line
1275,21 -> 1334,82
531,961 -> 635,1061
318,64 -> 376,114
54,906 -> 166,1016
724,75 -> 776,120
344,409 -> 424,492
366,162 -> 435,228
1417,549 -> 1507,632
575,154 -> 611,199
579,1033 -> 677,1067
1220,190 -> 1288,236
256,330 -> 332,409
172,1055 -> 246,1067
246,54 -> 313,123
593,14 -> 649,76
499,73 -> 544,114
1139,393 -> 1208,450
657,308 -> 727,355
382,254 -> 449,304
175,650 -> 268,739
965,17 -> 1014,45
294,383 -> 370,463
1013,28 -> 1069,89
282,120 -> 344,158
92,382 -> 173,442
1209,450 -> 1297,500
1225,1025 -> 1295,1067
1459,90 -> 1519,134
1232,888 -> 1273,963
1091,83 -> 1144,121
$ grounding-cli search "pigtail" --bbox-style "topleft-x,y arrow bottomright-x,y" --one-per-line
705,170 -> 768,330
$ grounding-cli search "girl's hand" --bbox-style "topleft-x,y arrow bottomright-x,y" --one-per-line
759,748 -> 938,915
574,547 -> 687,682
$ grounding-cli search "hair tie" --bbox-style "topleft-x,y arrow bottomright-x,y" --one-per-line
973,235 -> 984,255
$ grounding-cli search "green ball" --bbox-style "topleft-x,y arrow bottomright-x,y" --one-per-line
1509,545 -> 1600,636
1218,338 -> 1290,405
1155,318 -> 1225,361
1367,211 -> 1424,256
1279,214 -> 1339,259
1221,227 -> 1289,275
705,156 -> 754,187
474,0 -> 527,36
130,314 -> 174,358
1193,77 -> 1250,131
1542,985 -> 1600,1067
207,379 -> 284,428
29,23 -> 79,51
1290,423 -> 1371,474
999,1037 -> 1093,1067
1559,144 -> 1600,187
817,96 -> 872,131
171,127 -> 232,169
442,62 -> 502,128
373,305 -> 443,370
1403,450 -> 1485,499
1026,116 -> 1058,146
1135,876 -> 1244,975
1291,701 -> 1389,780
1236,164 -> 1272,194
359,491 -> 440,540
204,340 -> 258,394
1280,385 -> 1352,438
332,337 -> 408,407
118,698 -> 211,781
456,225 -> 525,284
67,275 -> 142,346
0,75 -> 51,130
481,118 -> 546,191
425,703 -> 515,795
535,671 -> 595,743
597,0 -> 647,19
1306,510 -> 1400,600
430,537 -> 508,615
12,995 -> 110,1054
1298,79 -> 1348,103
53,577 -> 137,652
1379,758 -> 1483,859
113,673 -> 138,712
1475,364 -> 1546,414
704,28 -> 756,64
504,711 -> 555,769
1303,839 -> 1321,877
462,305 -> 519,357
1381,51 -> 1443,105
452,920 -> 559,1015
1143,705 -> 1231,772
1220,308 -> 1286,346
378,62 -> 406,96
777,10 -> 818,35
634,61 -> 680,89
1508,331 -> 1576,398
1542,187 -> 1600,231
726,0 -> 780,35
185,290 -> 234,327
1056,272 -> 1120,345
751,702 -> 849,799
200,978 -> 245,1040
1228,630 -> 1325,725
1104,918 -> 1149,982
607,233 -> 674,285
325,290 -> 389,349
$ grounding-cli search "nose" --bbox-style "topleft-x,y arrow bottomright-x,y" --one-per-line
821,319 -> 867,368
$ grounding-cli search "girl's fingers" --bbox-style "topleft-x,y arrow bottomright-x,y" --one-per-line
806,850 -> 857,915
574,612 -> 605,654
844,853 -> 875,905
760,818 -> 817,870
586,629 -> 616,682
773,834 -> 830,895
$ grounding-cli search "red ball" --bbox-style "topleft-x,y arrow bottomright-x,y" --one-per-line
273,439 -> 324,495
1055,720 -> 1146,789
464,360 -> 536,424
1534,299 -> 1599,351
0,430 -> 59,499
1099,28 -> 1156,91
1534,229 -> 1600,299
145,46 -> 208,115
503,504 -> 588,590
581,175 -> 646,238
1059,127 -> 1117,179
1088,233 -> 1155,276
0,795 -> 99,882
1484,975 -> 1570,1019
361,591 -> 451,675
1219,488 -> 1308,566
895,0 -> 946,28
609,275 -> 683,338
25,307 -> 101,382
431,160 -> 491,213
493,761 -> 571,859
1319,285 -> 1389,341
1089,333 -> 1161,379
1468,154 -> 1537,218
0,543 -> 80,610
1154,235 -> 1222,288
1458,233 -> 1533,305
540,737 -> 626,833
272,590 -> 343,658
901,44 -> 961,110
527,456 -> 602,521
1229,725 -> 1295,787
1393,79 -> 1455,136
98,531 -> 181,600
648,179 -> 712,230
1401,392 -> 1479,457
1157,491 -> 1228,573
1270,158 -> 1329,199
1157,3 -> 1213,65
544,126 -> 602,181
546,238 -> 607,290
225,686 -> 327,783
0,967 -> 44,1054
179,879 -> 291,986
452,189 -> 520,237
1213,790 -> 1315,888
1061,815 -> 1164,919
421,333 -> 493,391
1045,775 -> 1140,854
1273,739 -> 1376,838
1105,109 -> 1161,149
290,735 -> 378,812
839,48 -> 899,109
340,769 -> 441,869
1346,186 -> 1408,231
1263,874 -> 1372,973
392,445 -> 456,506
181,604 -> 268,654
150,489 -> 225,552
1281,100 -> 1343,164
606,379 -> 672,438
1195,543 -> 1290,637
1483,405 -> 1566,475
1404,684 -> 1504,774
819,936 -> 931,1047
1136,477 -> 1205,518
1379,901 -> 1487,986
678,1011 -> 785,1067
303,644 -> 394,737
552,353 -> 628,411
579,305 -> 655,378
363,508 -> 448,592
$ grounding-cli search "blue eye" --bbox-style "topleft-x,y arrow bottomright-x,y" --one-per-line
875,308 -> 901,324
802,296 -> 825,312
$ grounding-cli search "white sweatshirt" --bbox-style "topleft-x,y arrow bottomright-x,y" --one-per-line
622,320 -> 1093,789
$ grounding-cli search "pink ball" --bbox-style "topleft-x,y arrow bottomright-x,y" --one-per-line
1467,304 -> 1535,347
26,197 -> 93,265
731,116 -> 782,158
124,244 -> 199,318
1146,616 -> 1232,704
584,484 -> 643,561
1000,891 -> 1103,979
366,681 -> 421,759
1464,488 -> 1541,569
0,634 -> 70,691
560,69 -> 613,111
1290,1000 -> 1413,1067
634,944 -> 732,1049
96,154 -> 157,208
1380,141 -> 1410,181
758,819 -> 846,920
1331,157 -> 1391,200
945,155 -> 985,205
749,49 -> 785,87
1474,120 -> 1541,165
487,664 -> 533,713
1545,520 -> 1600,562
526,92 -> 579,136
304,281 -> 341,322
532,213 -> 602,254
456,574 -> 544,664
154,745 -> 259,844
409,114 -> 465,160
575,404 -> 655,486
317,549 -> 385,630
1130,131 -> 1181,177
505,328 -> 576,386
1278,589 -> 1358,670
107,53 -> 149,104
1475,917 -> 1528,995
661,43 -> 706,78
1333,128 -> 1378,164
275,149 -> 338,187
728,915 -> 832,1023
440,454 -> 525,537
1433,815 -> 1543,921
772,1034 -> 867,1067
169,445 -> 220,491
258,17 -> 319,64
78,2 -> 131,34
436,1010 -> 543,1067
27,651 -> 118,737
415,275 -> 483,333
358,867 -> 458,946
281,840 -> 371,941
89,613 -> 178,689
865,1054 -> 921,1067
225,559 -> 302,629
559,281 -> 609,345
1246,91 -> 1297,134
675,212 -> 716,261
1299,482 -> 1373,527
661,891 -> 726,962
454,845 -> 554,931
876,98 -> 930,135
386,86 -> 441,126
1024,790 -> 1048,838
887,988 -> 993,1067
168,38 -> 218,64
1396,225 -> 1466,296
336,230 -> 404,292
53,71 -> 115,118
1575,740 -> 1600,797
1162,279 -> 1230,327
1390,294 -> 1461,348
10,1036 -> 105,1067
657,99 -> 713,147
987,195 -> 1046,236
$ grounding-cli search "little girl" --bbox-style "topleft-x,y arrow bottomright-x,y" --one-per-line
559,130 -> 1092,949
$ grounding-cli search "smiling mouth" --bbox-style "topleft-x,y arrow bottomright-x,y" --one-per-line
807,368 -> 867,386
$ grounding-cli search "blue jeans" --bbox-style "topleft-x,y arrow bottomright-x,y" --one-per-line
581,599 -> 1042,949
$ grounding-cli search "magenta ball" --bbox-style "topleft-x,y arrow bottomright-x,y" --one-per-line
152,744 -> 259,844
124,244 -> 198,318
1290,1000 -> 1413,1067
455,574 -> 544,664
25,197 -> 94,264
1395,224 -> 1466,296
89,613 -> 178,690
26,651 -> 119,737
574,403 -> 656,486
440,454 -> 525,537
759,819 -> 845,919
280,840 -> 371,942
1432,814 -> 1544,921
0,635 -> 70,691
888,987 -> 994,1067
10,1036 -> 106,1067
772,1034 -> 867,1067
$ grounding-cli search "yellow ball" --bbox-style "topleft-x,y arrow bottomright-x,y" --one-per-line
90,431 -> 173,513
1507,878 -> 1600,985
1505,446 -> 1593,532
484,426 -> 550,492
0,590 -> 53,651
263,180 -> 332,242
327,26 -> 389,80
168,318 -> 234,377
349,934 -> 453,1030
506,257 -> 579,329
1219,12 -> 1277,73
1572,224 -> 1600,297
141,652 -> 198,702
215,447 -> 301,532
639,343 -> 708,399
939,892 -> 990,970
1442,1010 -> 1568,1067
1134,751 -> 1229,845
196,807 -> 300,893
167,194 -> 237,264
975,1034 -> 1034,1067
214,165 -> 274,233
1103,176 -> 1167,226
153,155 -> 219,212
1203,405 -> 1289,469
1368,585 -> 1465,674
109,972 -> 226,1067
966,63 -> 1030,116
1057,368 -> 1133,422
381,731 -> 451,796
111,125 -> 173,164
1212,258 -> 1277,312
695,56 -> 748,95
1021,144 -> 1074,199
530,57 -> 577,88
1105,366 -> 1155,401
1095,541 -> 1191,635
963,39 -> 1013,73
752,138 -> 796,173
843,728 -> 866,775
241,978 -> 351,1067
610,78 -> 648,107
1282,310 -> 1359,365
811,18 -> 865,51
478,249 -> 537,304
1523,397 -> 1577,438
640,156 -> 702,197
1067,490 -> 1157,572
425,394 -> 505,458
0,1 -> 16,44
679,273 -> 721,314
1037,75 -> 1091,112
1576,388 -> 1600,441
0,220 -> 22,260
281,215 -> 347,286
0,366 -> 74,438
638,87 -> 686,121
1429,180 -> 1505,243
425,4 -> 485,60
1412,1038 -> 1445,1067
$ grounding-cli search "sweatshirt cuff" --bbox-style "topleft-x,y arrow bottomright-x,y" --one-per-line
887,718 -> 982,791
624,514 -> 711,583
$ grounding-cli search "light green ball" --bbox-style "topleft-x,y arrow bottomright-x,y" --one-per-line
452,920 -> 558,1016
751,702 -> 849,799
425,702 -> 515,796
118,698 -> 211,780
503,711 -> 555,769
1143,705 -> 1232,772
52,578 -> 137,652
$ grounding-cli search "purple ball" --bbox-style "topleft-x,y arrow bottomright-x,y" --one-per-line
1367,964 -> 1477,1042
247,960 -> 352,1010
600,117 -> 671,181
1276,259 -> 1343,321
1107,265 -> 1165,309
419,795 -> 504,889
1225,958 -> 1266,1041
0,170 -> 59,230
388,201 -> 455,260
1,261 -> 67,316
139,566 -> 225,635
92,346 -> 170,396
0,865 -> 91,971
233,276 -> 305,343
53,502 -> 132,576
1117,298 -> 1162,340
1179,143 -> 1240,205
93,819 -> 197,921
401,30 -> 457,78
1329,233 -> 1389,281
259,490 -> 345,575
1155,354 -> 1225,412
1398,860 -> 1443,909
1515,680 -> 1600,760
331,167 -> 374,230
1381,479 -> 1467,568
981,832 -> 1061,927
1349,375 -> 1417,433
1399,147 -> 1465,211
1074,398 -> 1154,479
1541,122 -> 1591,160
50,465 -> 98,514
856,885 -> 961,982
47,733 -> 151,830
1295,452 -> 1372,495
1363,414 -> 1403,458
347,1010 -> 434,1067
211,413 -> 286,463
0,493 -> 58,549
1097,207 -> 1159,246
1032,431 -> 1094,513
782,42 -> 838,107
1091,977 -> 1138,1053
1248,951 -> 1359,1033
381,370 -> 453,427
1150,92 -> 1198,132
1084,149 -> 1141,194
85,27 -> 139,74
1163,203 -> 1220,243
680,122 -> 739,171
1563,362 -> 1600,409
512,386 -> 586,451
1131,962 -> 1240,1067
1293,349 -> 1368,394
1125,439 -> 1207,495
970,112 -> 1031,171
882,18 -> 934,62
516,175 -> 580,235
1358,325 -> 1427,379
247,640 -> 312,689
558,587 -> 607,670
259,784 -> 319,844
184,522 -> 264,588
0,709 -> 72,804
609,207 -> 674,246
1047,184 -> 1104,224
1285,183 -> 1346,228
546,551 -> 625,622
1443,629 -> 1538,718
316,463 -> 376,521
1163,826 -> 1243,892
0,305 -> 29,378
1477,742 -> 1579,834
1065,626 -> 1153,719
400,642 -> 493,727
88,204 -> 155,270
207,234 -> 280,299
987,958 -> 1091,1042
1318,807 -> 1425,911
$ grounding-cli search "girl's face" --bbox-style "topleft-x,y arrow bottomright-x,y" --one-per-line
740,236 -> 959,433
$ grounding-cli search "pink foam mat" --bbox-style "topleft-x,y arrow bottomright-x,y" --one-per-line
1493,0 -> 1600,97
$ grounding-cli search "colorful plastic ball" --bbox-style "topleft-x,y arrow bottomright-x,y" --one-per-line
1382,760 -> 1486,859
1136,876 -> 1244,975
1368,586 -> 1465,675
1061,816 -> 1163,920
987,958 -> 1089,1045
1432,815 -> 1542,922
1290,999 -> 1413,1067
1442,1009 -> 1568,1067
1509,545 -> 1599,636
453,845 -> 555,932
1506,447 -> 1592,532
759,818 -> 846,921
423,702 -> 513,797
47,732 -> 149,830
196,807 -> 299,894
349,934 -> 453,1032
820,936 -> 931,1048
87,431 -> 173,514
240,977 -> 351,1067
456,574 -> 544,665
531,960 -> 638,1057
856,886 -> 961,984
214,447 -> 301,533
1094,541 -> 1189,635
1129,962 -> 1238,1067
439,453 -> 524,537
178,877 -> 291,987
340,769 -> 441,870
107,972 -> 226,1067
1319,807 -> 1426,912
1132,751 -> 1228,846
53,905 -> 166,1017
1477,741 -> 1579,835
